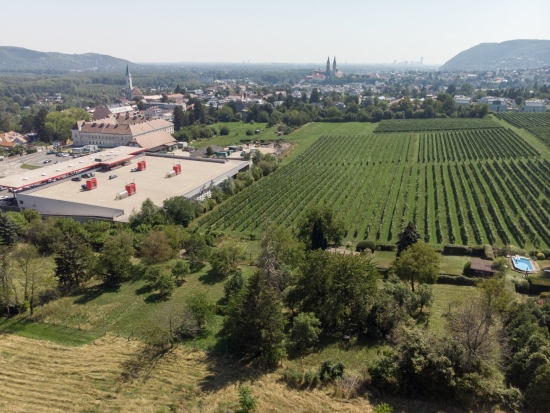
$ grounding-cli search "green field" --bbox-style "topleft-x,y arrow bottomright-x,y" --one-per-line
191,122 -> 270,148
495,112 -> 550,148
200,122 -> 550,249
374,117 -> 501,133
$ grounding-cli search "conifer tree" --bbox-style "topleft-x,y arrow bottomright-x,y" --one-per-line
396,222 -> 421,256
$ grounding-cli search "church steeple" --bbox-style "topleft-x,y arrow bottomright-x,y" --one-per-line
125,65 -> 133,100
332,57 -> 337,74
326,56 -> 330,74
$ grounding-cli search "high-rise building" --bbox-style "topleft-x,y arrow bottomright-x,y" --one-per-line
420,57 -> 424,65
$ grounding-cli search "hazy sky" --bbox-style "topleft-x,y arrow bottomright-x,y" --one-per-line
2,0 -> 549,65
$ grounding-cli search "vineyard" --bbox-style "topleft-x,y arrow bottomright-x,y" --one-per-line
374,118 -> 501,133
495,112 -> 550,148
199,127 -> 550,249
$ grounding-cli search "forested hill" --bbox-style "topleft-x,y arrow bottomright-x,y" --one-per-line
0,46 -> 134,73
440,39 -> 550,71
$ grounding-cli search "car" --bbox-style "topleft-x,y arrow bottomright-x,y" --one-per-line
131,167 -> 138,172
0,186 -> 5,191
72,177 -> 82,182
43,159 -> 52,164
62,153 -> 69,157
108,174 -> 117,180
54,161 -> 59,164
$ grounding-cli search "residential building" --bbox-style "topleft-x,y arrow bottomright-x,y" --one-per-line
523,100 -> 547,112
454,95 -> 472,106
71,117 -> 174,149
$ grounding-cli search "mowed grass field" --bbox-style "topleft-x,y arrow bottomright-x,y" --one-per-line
199,118 -> 550,249
191,122 -> 270,149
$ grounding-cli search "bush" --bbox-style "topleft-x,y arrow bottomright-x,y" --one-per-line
219,125 -> 230,135
246,129 -> 253,136
373,403 -> 394,413
542,249 -> 550,259
319,359 -> 345,382
510,278 -> 530,294
483,245 -> 494,260
289,312 -> 322,352
463,261 -> 472,276
470,245 -> 485,257
356,240 -> 376,252
377,243 -> 397,252
437,274 -> 477,286
536,252 -> 545,260
443,244 -> 473,256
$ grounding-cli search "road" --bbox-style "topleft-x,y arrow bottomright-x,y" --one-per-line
0,148 -> 73,178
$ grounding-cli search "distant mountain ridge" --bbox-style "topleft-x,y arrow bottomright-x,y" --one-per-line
0,46 -> 134,73
440,39 -> 550,71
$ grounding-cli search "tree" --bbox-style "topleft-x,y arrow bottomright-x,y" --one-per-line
34,108 -> 49,141
44,107 -> 91,141
54,235 -> 95,291
394,242 -> 439,292
477,274 -> 515,313
222,271 -> 287,365
210,239 -> 247,278
0,212 -> 19,246
163,196 -> 196,227
96,232 -> 134,286
145,265 -> 176,297
219,125 -> 230,135
416,283 -> 434,314
173,106 -> 185,132
526,364 -> 550,410
139,230 -> 174,265
310,219 -> 328,251
206,146 -> 214,156
13,244 -> 40,313
296,205 -> 345,250
0,248 -> 17,314
183,232 -> 210,268
187,291 -> 215,331
309,88 -> 321,103
218,105 -> 234,122
224,269 -> 244,301
396,222 -> 421,256
295,250 -> 378,332
235,386 -> 257,413
289,312 -> 321,351
129,198 -> 165,230
171,260 -> 190,281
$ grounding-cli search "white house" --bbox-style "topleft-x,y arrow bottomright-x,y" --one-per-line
523,100 -> 547,113
454,95 -> 472,106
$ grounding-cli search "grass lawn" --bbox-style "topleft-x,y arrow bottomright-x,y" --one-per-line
371,251 -> 396,267
20,163 -> 42,170
427,284 -> 478,336
191,122 -> 270,149
439,255 -> 470,275
7,257 -> 256,349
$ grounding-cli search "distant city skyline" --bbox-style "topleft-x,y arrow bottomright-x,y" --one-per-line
2,0 -> 549,66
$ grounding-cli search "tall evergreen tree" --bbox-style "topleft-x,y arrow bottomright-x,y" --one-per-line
173,106 -> 184,132
396,222 -> 421,256
54,235 -> 95,291
311,219 -> 328,251
33,108 -> 49,141
222,272 -> 286,365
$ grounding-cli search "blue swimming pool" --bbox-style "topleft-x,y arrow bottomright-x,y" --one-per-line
512,257 -> 533,272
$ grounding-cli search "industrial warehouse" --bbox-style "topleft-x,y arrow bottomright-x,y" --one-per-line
4,147 -> 249,222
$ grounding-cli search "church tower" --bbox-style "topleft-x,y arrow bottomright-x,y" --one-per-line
325,56 -> 331,77
332,57 -> 337,75
125,65 -> 133,100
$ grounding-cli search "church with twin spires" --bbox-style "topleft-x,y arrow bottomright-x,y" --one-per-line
325,56 -> 338,79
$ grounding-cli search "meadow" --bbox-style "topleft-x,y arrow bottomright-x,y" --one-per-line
199,120 -> 550,249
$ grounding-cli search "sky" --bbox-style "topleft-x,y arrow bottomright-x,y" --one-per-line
1,0 -> 549,65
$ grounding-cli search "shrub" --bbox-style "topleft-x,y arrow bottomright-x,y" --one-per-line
539,292 -> 550,299
492,257 -> 509,273
377,243 -> 397,252
374,403 -> 394,413
437,274 -> 477,286
483,245 -> 494,260
443,244 -> 473,256
319,359 -> 345,382
510,278 -> 530,294
536,252 -> 545,260
356,240 -> 376,252
542,249 -> 550,259
246,129 -> 253,136
463,261 -> 472,276
289,312 -> 322,352
219,125 -> 230,135
470,245 -> 485,257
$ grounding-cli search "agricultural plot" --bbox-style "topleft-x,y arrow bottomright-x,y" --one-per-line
200,127 -> 550,249
374,118 -> 501,133
495,112 -> 550,148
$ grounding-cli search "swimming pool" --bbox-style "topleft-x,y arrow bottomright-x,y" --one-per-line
512,256 -> 534,272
